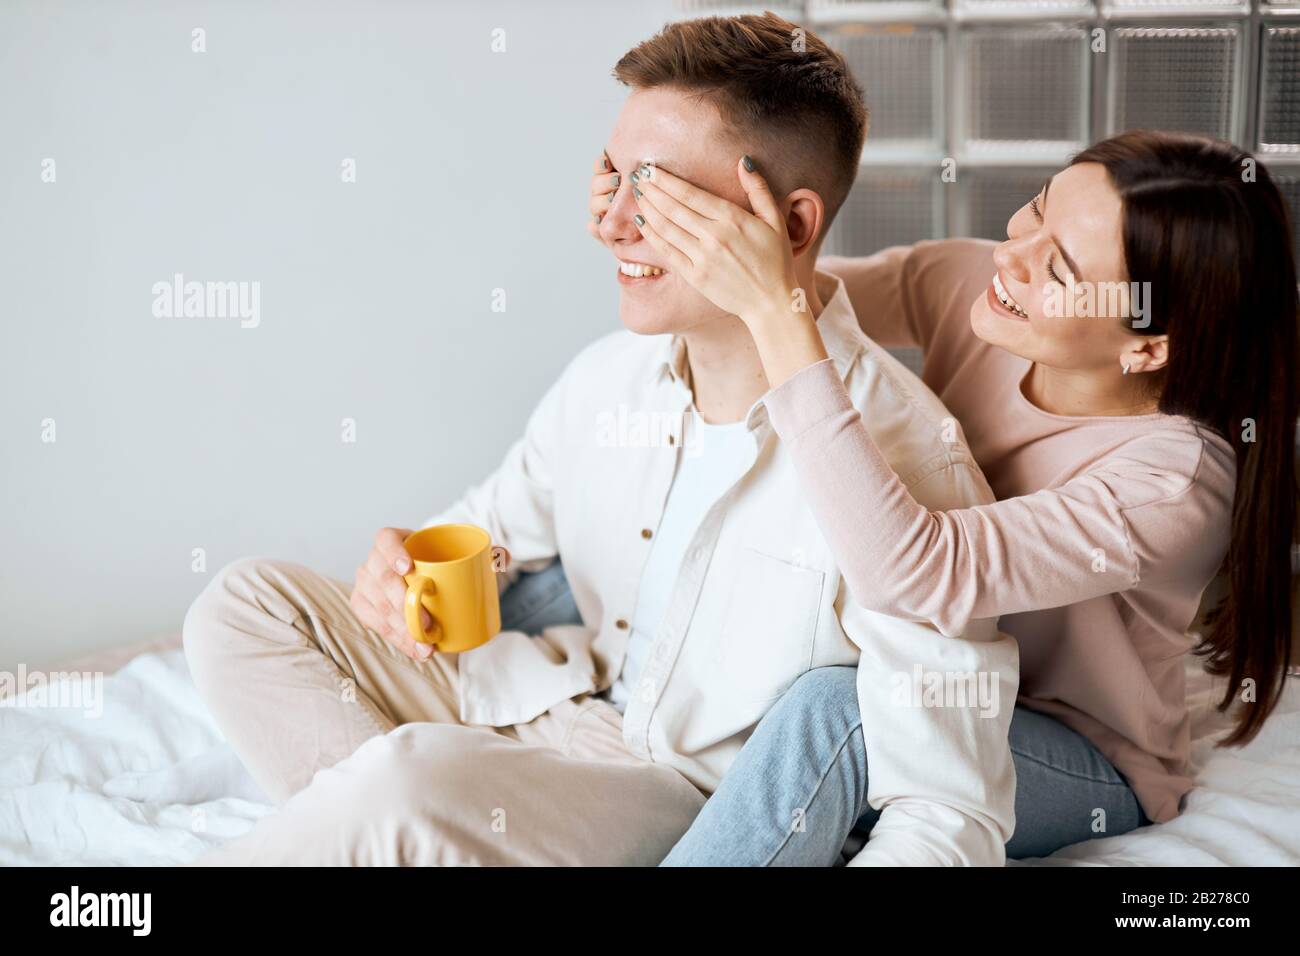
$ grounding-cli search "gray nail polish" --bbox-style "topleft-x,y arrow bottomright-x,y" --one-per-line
630,169 -> 640,184
594,213 -> 602,223
610,174 -> 620,187
633,186 -> 642,200
634,214 -> 645,227
742,154 -> 755,173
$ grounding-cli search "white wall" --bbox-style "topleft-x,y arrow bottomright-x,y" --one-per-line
0,0 -> 675,668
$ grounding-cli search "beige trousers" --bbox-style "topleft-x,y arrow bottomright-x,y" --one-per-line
182,558 -> 705,865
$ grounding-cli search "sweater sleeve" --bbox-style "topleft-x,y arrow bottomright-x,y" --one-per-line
818,246 -> 925,350
765,359 -> 1224,637
819,239 -> 998,354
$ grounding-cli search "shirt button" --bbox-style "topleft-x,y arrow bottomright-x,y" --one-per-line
641,528 -> 653,539
615,618 -> 629,630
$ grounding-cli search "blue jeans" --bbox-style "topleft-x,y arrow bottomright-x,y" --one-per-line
498,558 -> 585,636
499,560 -> 1150,865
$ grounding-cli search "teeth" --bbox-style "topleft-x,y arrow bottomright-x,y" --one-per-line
992,272 -> 1028,317
619,261 -> 665,278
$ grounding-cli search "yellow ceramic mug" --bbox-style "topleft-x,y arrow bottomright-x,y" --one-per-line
402,524 -> 503,652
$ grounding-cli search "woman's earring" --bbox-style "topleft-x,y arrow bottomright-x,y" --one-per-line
1122,363 -> 1130,376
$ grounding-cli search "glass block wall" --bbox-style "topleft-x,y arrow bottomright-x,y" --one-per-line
671,0 -> 1300,266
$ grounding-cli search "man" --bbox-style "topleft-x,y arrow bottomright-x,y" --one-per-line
184,12 -> 1019,866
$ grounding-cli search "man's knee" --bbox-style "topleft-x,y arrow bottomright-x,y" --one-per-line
336,724 -> 513,846
182,557 -> 293,676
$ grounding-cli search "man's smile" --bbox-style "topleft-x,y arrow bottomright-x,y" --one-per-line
617,258 -> 669,283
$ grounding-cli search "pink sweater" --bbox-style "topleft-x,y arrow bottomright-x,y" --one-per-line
765,239 -> 1236,822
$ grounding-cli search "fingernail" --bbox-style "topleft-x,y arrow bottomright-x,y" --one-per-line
610,173 -> 620,188
633,186 -> 642,200
634,214 -> 645,227
607,191 -> 616,203
594,213 -> 602,224
630,169 -> 640,184
601,155 -> 609,171
742,154 -> 755,173
395,557 -> 411,573
638,164 -> 653,179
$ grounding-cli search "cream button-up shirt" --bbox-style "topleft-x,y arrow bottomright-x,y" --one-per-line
425,271 -> 1020,866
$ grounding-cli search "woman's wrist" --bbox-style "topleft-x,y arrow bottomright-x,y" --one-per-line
740,281 -> 803,329
744,304 -> 829,389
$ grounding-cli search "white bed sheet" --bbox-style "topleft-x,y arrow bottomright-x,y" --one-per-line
2,635 -> 1297,866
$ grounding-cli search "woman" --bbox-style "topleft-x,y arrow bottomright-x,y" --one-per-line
574,129 -> 1299,863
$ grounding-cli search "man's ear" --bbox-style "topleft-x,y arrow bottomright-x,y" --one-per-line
782,188 -> 826,261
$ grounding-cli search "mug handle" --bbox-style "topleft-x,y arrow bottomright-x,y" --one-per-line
405,576 -> 442,646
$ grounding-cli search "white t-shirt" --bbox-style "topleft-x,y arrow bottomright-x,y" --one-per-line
606,407 -> 753,713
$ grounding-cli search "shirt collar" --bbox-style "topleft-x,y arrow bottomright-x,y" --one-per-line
653,270 -> 861,383
653,334 -> 691,388
651,270 -> 863,429
745,271 -> 862,430
806,269 -> 864,379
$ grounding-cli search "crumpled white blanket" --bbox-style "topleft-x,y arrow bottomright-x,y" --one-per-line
0,648 -> 273,865
1,639 -> 1297,866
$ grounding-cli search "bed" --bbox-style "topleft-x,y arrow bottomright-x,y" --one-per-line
2,634 -> 1297,866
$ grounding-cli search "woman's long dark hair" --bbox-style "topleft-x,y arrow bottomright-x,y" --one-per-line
1070,130 -> 1298,745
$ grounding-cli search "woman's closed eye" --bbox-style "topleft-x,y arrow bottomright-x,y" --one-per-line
1028,194 -> 1067,286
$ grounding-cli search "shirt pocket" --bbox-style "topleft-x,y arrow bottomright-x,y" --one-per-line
719,546 -> 826,704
